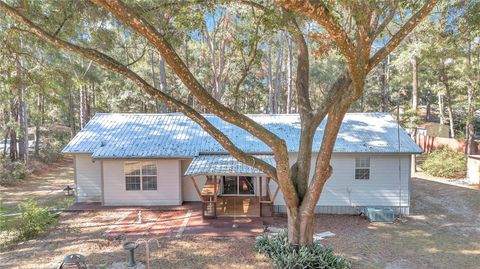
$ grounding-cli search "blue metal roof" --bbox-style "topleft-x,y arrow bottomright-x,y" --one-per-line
62,112 -> 422,158
184,155 -> 275,176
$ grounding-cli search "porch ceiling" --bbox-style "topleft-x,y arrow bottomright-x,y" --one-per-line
184,155 -> 275,177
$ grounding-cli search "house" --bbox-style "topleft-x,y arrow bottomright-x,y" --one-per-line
62,112 -> 422,218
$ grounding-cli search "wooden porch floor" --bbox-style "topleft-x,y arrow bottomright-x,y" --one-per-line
216,196 -> 271,217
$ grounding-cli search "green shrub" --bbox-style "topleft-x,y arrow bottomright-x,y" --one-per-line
421,147 -> 467,178
37,137 -> 64,164
255,230 -> 351,269
0,157 -> 28,185
16,200 -> 56,240
35,125 -> 70,164
0,207 -> 6,232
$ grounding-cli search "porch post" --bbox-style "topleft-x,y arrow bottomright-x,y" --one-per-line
259,176 -> 263,217
266,177 -> 271,201
213,175 -> 218,217
213,175 -> 218,202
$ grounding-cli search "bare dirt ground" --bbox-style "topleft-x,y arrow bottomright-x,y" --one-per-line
0,211 -> 270,269
1,164 -> 479,269
0,157 -> 74,214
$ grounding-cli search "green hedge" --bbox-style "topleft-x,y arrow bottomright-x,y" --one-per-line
255,230 -> 351,269
421,147 -> 467,178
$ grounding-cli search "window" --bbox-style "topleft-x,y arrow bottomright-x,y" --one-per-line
222,176 -> 237,195
238,176 -> 255,195
355,157 -> 370,180
125,161 -> 157,191
221,176 -> 255,195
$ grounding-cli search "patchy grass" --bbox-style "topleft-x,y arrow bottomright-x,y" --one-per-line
0,158 -> 74,214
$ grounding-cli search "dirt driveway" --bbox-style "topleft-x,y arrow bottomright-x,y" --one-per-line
1,173 -> 478,268
307,176 -> 480,269
0,158 -> 74,214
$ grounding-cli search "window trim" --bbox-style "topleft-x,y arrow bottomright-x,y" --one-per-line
354,157 -> 370,180
124,161 -> 158,191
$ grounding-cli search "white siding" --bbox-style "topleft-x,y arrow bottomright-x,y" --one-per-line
270,153 -> 411,214
74,154 -> 102,202
103,159 -> 182,206
467,156 -> 480,184
181,159 -> 206,201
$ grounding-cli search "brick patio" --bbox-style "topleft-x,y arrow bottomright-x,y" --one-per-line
68,202 -> 271,238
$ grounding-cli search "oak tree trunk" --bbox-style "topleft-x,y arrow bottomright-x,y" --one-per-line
0,0 -> 437,248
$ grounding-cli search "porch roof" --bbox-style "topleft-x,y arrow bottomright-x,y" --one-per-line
184,155 -> 275,176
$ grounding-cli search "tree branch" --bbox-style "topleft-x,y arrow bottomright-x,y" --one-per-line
368,0 -> 437,71
288,17 -> 312,117
371,0 -> 399,40
0,0 -> 278,180
277,0 -> 356,68
91,0 -> 300,208
91,0 -> 282,149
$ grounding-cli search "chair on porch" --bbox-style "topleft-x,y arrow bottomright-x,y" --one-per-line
200,176 -> 221,218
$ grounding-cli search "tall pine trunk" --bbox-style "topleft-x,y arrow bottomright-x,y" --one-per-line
411,56 -> 419,111
16,42 -> 28,163
34,93 -> 42,157
438,92 -> 445,124
9,98 -> 18,161
158,56 -> 168,112
286,36 -> 293,114
465,38 -> 477,155
441,61 -> 454,137
68,88 -> 76,138
267,44 -> 274,114
380,56 -> 390,112
79,86 -> 90,129
273,36 -> 284,114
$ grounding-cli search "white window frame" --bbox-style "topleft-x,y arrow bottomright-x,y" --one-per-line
124,161 -> 158,191
354,157 -> 370,180
220,175 -> 256,196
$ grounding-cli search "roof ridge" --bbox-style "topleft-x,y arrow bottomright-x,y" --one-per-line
92,112 -> 391,116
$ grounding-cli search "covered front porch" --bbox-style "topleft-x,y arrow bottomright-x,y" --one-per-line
185,155 -> 279,218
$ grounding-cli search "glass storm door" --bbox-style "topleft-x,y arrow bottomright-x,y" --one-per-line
222,176 -> 255,195
238,176 -> 255,195
222,176 -> 237,195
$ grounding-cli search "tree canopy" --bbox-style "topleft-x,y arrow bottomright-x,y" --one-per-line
1,0 -> 478,245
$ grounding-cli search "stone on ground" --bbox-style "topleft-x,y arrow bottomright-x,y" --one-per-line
313,231 -> 336,241
108,262 -> 145,269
